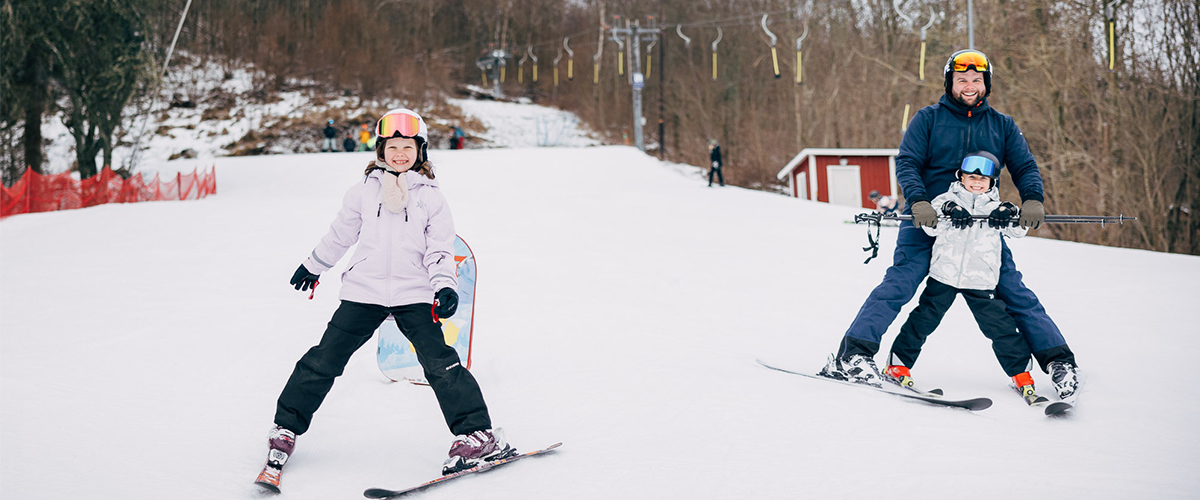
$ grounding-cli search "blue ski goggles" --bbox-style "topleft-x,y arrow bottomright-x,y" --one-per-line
960,155 -> 998,177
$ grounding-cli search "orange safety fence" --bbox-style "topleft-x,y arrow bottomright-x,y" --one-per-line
1,166 -> 216,218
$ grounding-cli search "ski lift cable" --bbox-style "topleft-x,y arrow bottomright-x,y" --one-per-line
673,8 -> 793,29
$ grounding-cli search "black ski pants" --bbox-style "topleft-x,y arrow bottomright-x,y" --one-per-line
889,278 -> 1032,377
708,166 -> 724,186
274,300 -> 492,436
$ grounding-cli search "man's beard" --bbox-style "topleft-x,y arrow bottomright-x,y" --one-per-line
953,89 -> 984,107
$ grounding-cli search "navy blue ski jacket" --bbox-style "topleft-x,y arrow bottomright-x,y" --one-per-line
896,95 -> 1045,209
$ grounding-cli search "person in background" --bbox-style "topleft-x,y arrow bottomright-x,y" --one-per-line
451,125 -> 466,150
343,133 -> 357,153
869,190 -> 899,216
358,124 -> 372,152
321,119 -> 337,152
708,139 -> 724,187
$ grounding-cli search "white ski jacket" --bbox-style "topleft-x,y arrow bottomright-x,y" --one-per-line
301,168 -> 457,307
923,182 -> 1028,290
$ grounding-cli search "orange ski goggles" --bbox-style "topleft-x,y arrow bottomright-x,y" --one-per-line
950,51 -> 989,73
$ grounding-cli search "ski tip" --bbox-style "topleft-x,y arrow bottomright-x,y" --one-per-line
254,481 -> 281,494
968,398 -> 994,411
1045,401 -> 1073,416
364,488 -> 395,499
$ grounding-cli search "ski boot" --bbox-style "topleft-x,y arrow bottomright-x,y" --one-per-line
818,354 -> 883,388
442,428 -> 516,475
1012,372 -> 1048,406
883,364 -> 916,390
255,425 -> 297,493
1048,361 -> 1079,401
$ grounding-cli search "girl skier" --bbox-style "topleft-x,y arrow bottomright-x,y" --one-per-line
257,108 -> 514,492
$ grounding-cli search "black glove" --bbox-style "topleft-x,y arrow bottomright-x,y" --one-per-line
1020,200 -> 1045,230
434,287 -> 459,318
988,202 -> 1020,229
910,200 -> 938,229
289,264 -> 320,291
942,201 -> 974,229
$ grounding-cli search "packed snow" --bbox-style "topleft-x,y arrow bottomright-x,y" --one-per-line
447,98 -> 601,148
3,103 -> 1199,499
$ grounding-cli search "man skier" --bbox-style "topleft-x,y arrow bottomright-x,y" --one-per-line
817,49 -> 1080,401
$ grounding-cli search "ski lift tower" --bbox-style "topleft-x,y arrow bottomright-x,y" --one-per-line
476,48 -> 510,98
611,17 -> 661,152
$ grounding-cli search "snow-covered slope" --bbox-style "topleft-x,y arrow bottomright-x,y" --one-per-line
2,146 -> 1198,499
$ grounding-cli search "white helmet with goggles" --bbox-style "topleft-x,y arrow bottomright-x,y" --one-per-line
375,108 -> 429,164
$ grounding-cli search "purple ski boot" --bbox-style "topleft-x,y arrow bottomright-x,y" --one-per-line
254,425 -> 297,493
441,428 -> 516,475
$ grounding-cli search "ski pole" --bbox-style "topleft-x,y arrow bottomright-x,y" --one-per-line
851,212 -> 1137,264
859,211 -> 1137,225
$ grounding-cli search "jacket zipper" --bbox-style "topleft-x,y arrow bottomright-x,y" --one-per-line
377,203 -> 382,217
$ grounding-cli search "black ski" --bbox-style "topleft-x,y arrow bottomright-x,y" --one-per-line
1032,400 -> 1072,416
756,359 -> 992,411
363,443 -> 561,499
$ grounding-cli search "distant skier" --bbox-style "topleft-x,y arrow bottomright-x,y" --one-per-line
342,132 -> 356,152
358,123 -> 372,151
450,125 -> 466,150
817,49 -> 1079,401
869,190 -> 899,216
321,119 -> 337,152
707,139 -> 724,187
883,152 -> 1044,404
258,109 -> 516,492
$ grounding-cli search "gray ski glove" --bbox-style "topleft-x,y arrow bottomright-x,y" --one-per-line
1020,200 -> 1045,230
910,201 -> 938,228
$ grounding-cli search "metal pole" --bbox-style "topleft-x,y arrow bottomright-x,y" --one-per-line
658,14 -> 666,159
967,0 -> 975,48
125,0 -> 195,170
631,24 -> 644,151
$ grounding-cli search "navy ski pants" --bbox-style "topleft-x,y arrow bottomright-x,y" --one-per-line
837,221 -> 1076,372
274,301 -> 492,436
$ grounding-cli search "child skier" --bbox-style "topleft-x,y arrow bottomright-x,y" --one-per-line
881,151 -> 1047,405
869,190 -> 899,216
257,108 -> 515,492
358,123 -> 373,151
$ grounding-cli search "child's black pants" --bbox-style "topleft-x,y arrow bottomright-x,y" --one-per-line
889,277 -> 1032,377
274,300 -> 492,436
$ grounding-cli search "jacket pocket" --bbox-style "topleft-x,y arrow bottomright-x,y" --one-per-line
344,256 -> 369,276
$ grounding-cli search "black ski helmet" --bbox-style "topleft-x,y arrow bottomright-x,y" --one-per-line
944,49 -> 992,99
957,151 -> 1001,188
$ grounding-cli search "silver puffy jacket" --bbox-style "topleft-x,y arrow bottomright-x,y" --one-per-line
922,182 -> 1028,290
